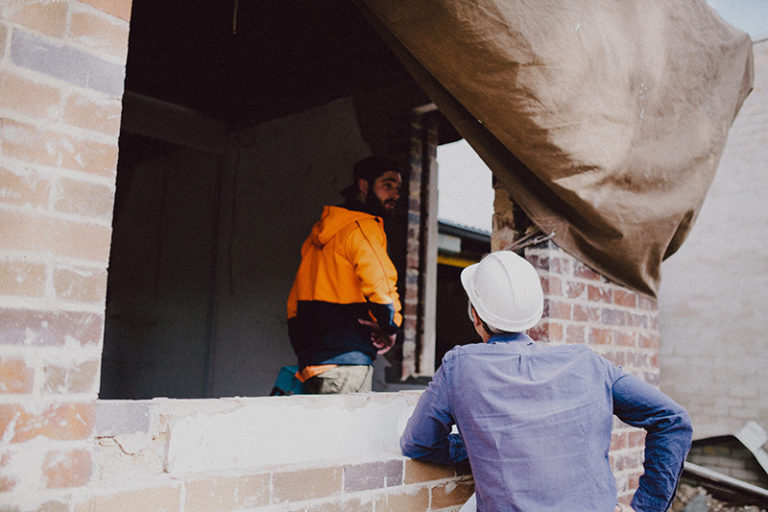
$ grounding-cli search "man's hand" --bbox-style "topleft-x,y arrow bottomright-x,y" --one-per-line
615,504 -> 638,512
358,318 -> 396,355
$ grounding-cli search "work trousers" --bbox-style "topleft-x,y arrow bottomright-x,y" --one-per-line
304,365 -> 373,394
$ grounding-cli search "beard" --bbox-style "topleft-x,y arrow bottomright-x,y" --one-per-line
364,190 -> 394,218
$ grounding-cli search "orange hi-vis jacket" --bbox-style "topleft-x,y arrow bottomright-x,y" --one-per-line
287,206 -> 402,369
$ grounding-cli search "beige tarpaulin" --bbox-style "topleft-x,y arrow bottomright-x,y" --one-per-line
357,0 -> 753,297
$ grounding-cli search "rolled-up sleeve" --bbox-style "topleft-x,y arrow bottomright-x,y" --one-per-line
400,364 -> 468,465
612,373 -> 693,512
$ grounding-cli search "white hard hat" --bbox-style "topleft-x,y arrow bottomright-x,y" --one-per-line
460,251 -> 544,332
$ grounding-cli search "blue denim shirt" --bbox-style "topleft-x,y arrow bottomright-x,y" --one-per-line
400,333 -> 692,512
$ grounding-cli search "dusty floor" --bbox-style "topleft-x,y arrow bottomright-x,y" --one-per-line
670,484 -> 767,512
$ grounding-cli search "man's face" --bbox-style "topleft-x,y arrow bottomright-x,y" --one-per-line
370,170 -> 402,212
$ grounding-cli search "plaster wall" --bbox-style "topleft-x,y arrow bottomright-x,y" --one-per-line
658,39 -> 768,439
209,97 -> 372,397
102,147 -> 222,398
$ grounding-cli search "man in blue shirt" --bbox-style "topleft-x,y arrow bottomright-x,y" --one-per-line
400,251 -> 692,512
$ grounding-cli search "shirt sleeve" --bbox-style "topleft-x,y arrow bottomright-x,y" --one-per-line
612,373 -> 693,512
400,362 -> 468,465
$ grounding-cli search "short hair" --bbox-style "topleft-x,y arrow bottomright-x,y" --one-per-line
468,300 -> 503,334
353,156 -> 403,183
341,156 -> 404,199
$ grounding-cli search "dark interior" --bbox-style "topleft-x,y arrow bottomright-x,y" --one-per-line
125,0 -> 455,133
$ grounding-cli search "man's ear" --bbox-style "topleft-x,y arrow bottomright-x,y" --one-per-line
471,306 -> 482,329
356,178 -> 369,201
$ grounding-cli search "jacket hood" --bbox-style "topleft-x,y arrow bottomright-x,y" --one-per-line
310,206 -> 378,247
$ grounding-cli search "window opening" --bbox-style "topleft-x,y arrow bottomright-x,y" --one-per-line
434,140 -> 493,368
102,1 -> 424,399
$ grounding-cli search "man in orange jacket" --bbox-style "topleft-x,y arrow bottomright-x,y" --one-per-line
287,157 -> 404,394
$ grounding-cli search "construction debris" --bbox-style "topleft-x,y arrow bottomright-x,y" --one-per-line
672,484 -> 767,512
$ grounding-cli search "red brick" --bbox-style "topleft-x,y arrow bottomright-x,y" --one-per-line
614,332 -> 637,347
70,10 -> 130,59
184,473 -> 270,512
1,119 -> 119,178
587,284 -> 612,304
574,262 -> 601,280
0,210 -> 112,262
74,485 -> 182,511
601,308 -> 627,326
54,176 -> 114,220
527,254 -> 548,272
528,322 -> 547,341
600,351 -> 626,366
0,309 -> 104,347
0,70 -> 62,120
540,275 -> 562,296
549,257 -> 571,275
0,357 -> 34,394
43,449 -> 92,488
53,265 -> 108,304
431,478 -> 475,509
567,281 -> 585,299
292,497 -> 373,512
638,295 -> 657,311
374,487 -> 430,512
544,299 -> 571,320
627,313 -> 649,328
43,359 -> 100,394
573,304 -> 600,322
0,1 -> 68,37
77,0 -> 133,21
272,467 -> 341,503
0,259 -> 47,298
0,452 -> 17,492
344,460 -> 402,491
612,453 -> 636,471
565,325 -> 585,344
611,431 -> 628,450
628,430 -> 646,447
0,402 -> 95,443
0,165 -> 51,208
613,289 -> 638,308
548,321 -> 564,342
62,92 -> 122,137
589,328 -> 613,345
0,25 -> 6,59
404,459 -> 455,484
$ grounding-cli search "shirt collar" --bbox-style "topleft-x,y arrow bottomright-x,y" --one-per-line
487,332 -> 535,345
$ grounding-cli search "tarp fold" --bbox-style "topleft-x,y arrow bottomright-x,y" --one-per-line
357,0 -> 754,296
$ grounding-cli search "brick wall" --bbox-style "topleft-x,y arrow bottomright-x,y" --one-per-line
400,113 -> 425,379
83,395 -> 474,512
388,111 -> 439,380
0,0 -> 131,506
492,182 -> 660,505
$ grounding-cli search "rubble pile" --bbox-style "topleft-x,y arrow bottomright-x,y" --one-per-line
671,484 -> 767,512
